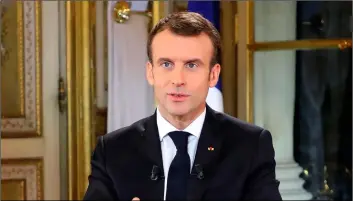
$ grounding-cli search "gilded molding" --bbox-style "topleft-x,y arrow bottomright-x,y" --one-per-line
248,39 -> 353,51
246,0 -> 254,123
1,158 -> 44,200
66,1 -> 94,199
220,1 -> 237,117
1,2 -> 24,118
1,1 -> 42,138
103,1 -> 108,92
152,2 -> 165,27
2,179 -> 26,200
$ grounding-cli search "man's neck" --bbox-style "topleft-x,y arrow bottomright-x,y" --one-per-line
158,104 -> 206,130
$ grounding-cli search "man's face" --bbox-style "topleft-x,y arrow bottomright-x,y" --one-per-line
146,29 -> 220,116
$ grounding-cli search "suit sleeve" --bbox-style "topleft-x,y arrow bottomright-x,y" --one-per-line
242,129 -> 282,200
83,136 -> 119,200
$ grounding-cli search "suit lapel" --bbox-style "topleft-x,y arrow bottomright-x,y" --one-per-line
187,105 -> 225,200
138,111 -> 164,169
136,111 -> 164,200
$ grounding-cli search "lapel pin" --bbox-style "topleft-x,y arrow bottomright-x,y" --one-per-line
208,146 -> 214,151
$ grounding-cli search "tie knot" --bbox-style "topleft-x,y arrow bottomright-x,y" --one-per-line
168,131 -> 190,152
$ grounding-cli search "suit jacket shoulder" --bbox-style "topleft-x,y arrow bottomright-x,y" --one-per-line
212,110 -> 270,147
102,115 -> 150,143
198,108 -> 281,200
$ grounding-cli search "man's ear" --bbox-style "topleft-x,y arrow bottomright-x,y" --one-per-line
209,63 -> 221,87
146,61 -> 154,86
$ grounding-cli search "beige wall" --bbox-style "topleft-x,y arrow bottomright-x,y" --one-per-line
1,1 -> 61,199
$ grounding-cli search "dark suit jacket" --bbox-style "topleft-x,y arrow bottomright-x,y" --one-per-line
84,106 -> 282,200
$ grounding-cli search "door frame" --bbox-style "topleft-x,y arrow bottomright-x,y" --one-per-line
65,1 -> 95,200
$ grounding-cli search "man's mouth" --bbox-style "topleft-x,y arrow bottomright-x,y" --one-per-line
168,93 -> 189,97
167,93 -> 190,101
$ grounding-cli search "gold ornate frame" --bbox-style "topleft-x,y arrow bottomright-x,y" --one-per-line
1,1 -> 42,138
66,1 -> 95,199
220,1 -> 238,117
1,158 -> 44,200
236,1 -> 352,123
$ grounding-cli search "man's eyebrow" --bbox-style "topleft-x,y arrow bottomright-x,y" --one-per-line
183,58 -> 204,65
156,57 -> 173,63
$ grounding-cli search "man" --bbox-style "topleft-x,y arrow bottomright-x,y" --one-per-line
84,12 -> 281,200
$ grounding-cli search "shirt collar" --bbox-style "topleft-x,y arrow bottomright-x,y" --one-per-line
156,107 -> 206,141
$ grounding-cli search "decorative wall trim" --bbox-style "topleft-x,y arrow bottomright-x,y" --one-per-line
1,158 -> 43,200
1,1 -> 42,138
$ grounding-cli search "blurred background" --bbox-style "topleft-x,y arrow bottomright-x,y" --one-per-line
1,1 -> 351,200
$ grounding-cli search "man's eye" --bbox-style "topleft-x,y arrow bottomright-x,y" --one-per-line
161,62 -> 172,68
186,63 -> 197,69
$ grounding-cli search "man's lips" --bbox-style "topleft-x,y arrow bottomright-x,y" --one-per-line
167,93 -> 190,102
167,92 -> 189,97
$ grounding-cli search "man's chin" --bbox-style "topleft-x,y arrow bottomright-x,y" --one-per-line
166,105 -> 190,116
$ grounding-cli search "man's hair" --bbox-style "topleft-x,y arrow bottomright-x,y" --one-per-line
147,12 -> 221,67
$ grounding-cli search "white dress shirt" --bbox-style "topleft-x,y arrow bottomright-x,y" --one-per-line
156,107 -> 206,200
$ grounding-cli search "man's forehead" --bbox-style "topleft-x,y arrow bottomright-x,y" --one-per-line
152,33 -> 212,53
156,56 -> 203,62
153,47 -> 205,61
152,29 -> 212,46
150,30 -> 214,64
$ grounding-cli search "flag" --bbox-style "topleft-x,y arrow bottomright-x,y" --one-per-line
188,1 -> 224,112
107,1 -> 155,132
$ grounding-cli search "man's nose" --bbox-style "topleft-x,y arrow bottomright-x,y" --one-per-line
171,67 -> 186,86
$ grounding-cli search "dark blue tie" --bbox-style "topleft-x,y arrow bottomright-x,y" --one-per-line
166,131 -> 191,200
